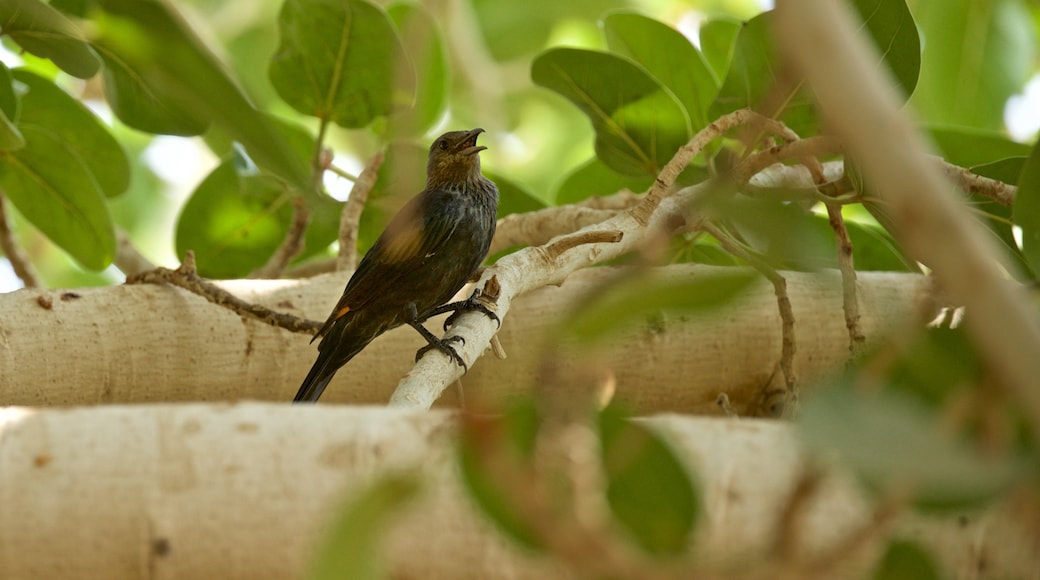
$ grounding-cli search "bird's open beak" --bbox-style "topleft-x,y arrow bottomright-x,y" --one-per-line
456,128 -> 487,156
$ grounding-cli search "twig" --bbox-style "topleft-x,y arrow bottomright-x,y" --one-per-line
337,150 -> 384,271
114,229 -> 156,277
127,251 -> 320,335
703,222 -> 797,403
0,191 -> 40,288
491,207 -> 619,255
773,467 -> 823,563
937,157 -> 1017,205
731,136 -> 843,185
825,203 -> 865,357
250,198 -> 310,279
327,163 -> 358,182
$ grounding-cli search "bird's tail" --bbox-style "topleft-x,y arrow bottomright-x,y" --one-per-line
292,324 -> 375,403
293,360 -> 337,403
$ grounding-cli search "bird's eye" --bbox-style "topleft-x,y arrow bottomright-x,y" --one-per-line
438,140 -> 448,151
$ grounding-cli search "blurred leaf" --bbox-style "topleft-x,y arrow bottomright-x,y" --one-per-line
800,385 -> 1023,511
1014,139 -> 1040,276
698,18 -> 740,84
458,400 -> 545,552
485,171 -> 546,219
602,11 -> 717,129
873,539 -> 941,580
13,69 -> 129,197
0,125 -> 114,270
91,0 -> 308,187
307,472 -> 422,580
970,156 -> 1033,280
387,2 -> 448,138
269,0 -> 408,129
928,125 -> 1031,167
360,140 -> 426,254
673,239 -> 743,266
851,0 -> 921,98
471,0 -> 624,61
176,158 -> 297,278
0,0 -> 101,79
0,63 -> 24,151
600,404 -> 698,555
908,0 -> 1035,130
719,198 -> 836,271
842,217 -> 916,271
565,267 -> 758,342
885,327 -> 984,404
554,157 -> 652,204
532,47 -> 689,177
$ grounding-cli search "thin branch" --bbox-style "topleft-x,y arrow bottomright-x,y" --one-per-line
937,157 -> 1017,205
337,150 -> 384,271
251,198 -> 310,279
704,222 -> 797,404
310,117 -> 332,194
114,229 -> 156,277
327,163 -> 359,182
127,251 -> 320,335
824,203 -> 866,357
0,191 -> 40,288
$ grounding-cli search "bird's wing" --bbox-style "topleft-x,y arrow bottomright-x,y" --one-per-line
313,189 -> 464,338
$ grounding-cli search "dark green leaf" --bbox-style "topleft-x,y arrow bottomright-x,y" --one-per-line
908,0 -> 1035,130
92,0 -> 308,187
176,158 -> 297,278
850,0 -> 921,98
554,157 -> 652,205
698,18 -> 740,84
485,171 -> 546,219
532,47 -> 690,177
873,540 -> 941,580
1014,139 -> 1040,276
718,198 -> 836,271
387,2 -> 448,138
799,385 -> 1023,511
13,69 -> 129,197
602,11 -> 717,129
970,157 -> 1033,280
600,404 -> 698,555
307,472 -> 422,580
269,0 -> 408,128
843,218 -> 916,271
0,0 -> 101,78
929,125 -> 1031,168
0,125 -> 114,270
565,267 -> 758,342
457,400 -> 545,552
885,327 -> 984,404
0,63 -> 23,151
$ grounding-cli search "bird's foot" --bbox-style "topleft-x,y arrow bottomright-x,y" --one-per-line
441,289 -> 500,331
415,335 -> 467,370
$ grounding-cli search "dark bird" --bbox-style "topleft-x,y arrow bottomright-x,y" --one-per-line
294,128 -> 499,403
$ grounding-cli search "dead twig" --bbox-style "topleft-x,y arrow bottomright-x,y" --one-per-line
338,150 -> 384,271
251,198 -> 310,279
0,191 -> 40,288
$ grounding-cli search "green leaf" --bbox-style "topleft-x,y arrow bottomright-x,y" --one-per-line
555,157 -> 653,205
0,0 -> 101,79
873,539 -> 941,580
698,18 -> 740,84
908,0 -> 1036,130
13,69 -> 129,197
799,385 -> 1024,511
269,0 -> 408,129
470,0 -> 608,61
91,0 -> 308,187
485,171 -> 546,219
531,47 -> 690,177
0,125 -> 114,270
928,125 -> 1031,167
0,63 -> 24,151
565,267 -> 758,342
843,218 -> 917,272
387,2 -> 448,138
719,198 -> 837,271
850,0 -> 921,98
1014,139 -> 1040,276
307,472 -> 422,580
970,156 -> 1033,280
600,404 -> 698,555
602,11 -> 717,129
457,400 -> 545,552
176,158 -> 298,278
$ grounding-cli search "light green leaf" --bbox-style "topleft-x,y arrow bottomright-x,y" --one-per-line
555,157 -> 653,205
0,125 -> 114,270
13,69 -> 129,197
484,171 -> 546,219
531,47 -> 690,177
969,157 -> 1032,280
387,2 -> 448,138
91,0 -> 308,188
0,0 -> 101,79
698,18 -> 740,84
600,404 -> 699,555
269,0 -> 408,128
851,0 -> 921,99
928,125 -> 1031,168
603,11 -> 717,129
1014,139 -> 1040,277
0,63 -> 24,151
307,472 -> 422,580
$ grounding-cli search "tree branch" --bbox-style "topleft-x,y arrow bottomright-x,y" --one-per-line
337,150 -> 384,271
0,191 -> 40,289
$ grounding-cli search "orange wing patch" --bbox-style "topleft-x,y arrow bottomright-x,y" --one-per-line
335,305 -> 351,320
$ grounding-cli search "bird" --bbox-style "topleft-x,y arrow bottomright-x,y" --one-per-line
293,128 -> 499,403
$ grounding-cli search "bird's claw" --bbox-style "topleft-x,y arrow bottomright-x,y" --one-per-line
415,335 -> 468,370
443,294 -> 500,331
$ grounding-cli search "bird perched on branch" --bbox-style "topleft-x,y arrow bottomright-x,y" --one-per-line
294,128 -> 499,403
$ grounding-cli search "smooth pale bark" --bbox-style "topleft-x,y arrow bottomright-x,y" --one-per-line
0,404 -> 1032,579
0,265 -> 933,414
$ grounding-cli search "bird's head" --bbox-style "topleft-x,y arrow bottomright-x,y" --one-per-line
425,128 -> 488,189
